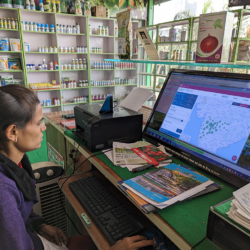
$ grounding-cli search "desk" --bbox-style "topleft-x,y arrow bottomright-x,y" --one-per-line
44,111 -> 237,250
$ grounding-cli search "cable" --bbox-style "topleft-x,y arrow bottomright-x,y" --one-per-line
191,236 -> 206,250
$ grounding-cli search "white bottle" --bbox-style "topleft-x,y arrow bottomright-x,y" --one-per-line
76,23 -> 80,34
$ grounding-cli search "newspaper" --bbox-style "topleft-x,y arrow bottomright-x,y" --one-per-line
113,142 -> 148,166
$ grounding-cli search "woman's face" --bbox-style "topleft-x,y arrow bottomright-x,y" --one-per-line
16,104 -> 46,153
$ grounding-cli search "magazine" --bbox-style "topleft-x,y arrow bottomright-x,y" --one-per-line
131,144 -> 172,166
122,163 -> 213,209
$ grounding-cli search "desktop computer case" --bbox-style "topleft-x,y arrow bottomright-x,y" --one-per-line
207,198 -> 250,250
32,162 -> 68,236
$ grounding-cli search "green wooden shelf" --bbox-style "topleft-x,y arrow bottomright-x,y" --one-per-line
56,12 -> 87,17
42,105 -> 61,109
62,87 -> 89,90
26,52 -> 58,54
0,28 -> 18,31
91,69 -> 114,70
89,34 -> 114,38
34,89 -> 61,91
91,85 -> 115,88
0,70 -> 22,72
0,7 -> 18,10
88,16 -> 116,21
0,51 -> 22,53
61,69 -> 87,71
64,101 -> 88,105
59,52 -> 88,54
57,32 -> 85,36
115,68 -> 137,70
157,41 -> 188,45
92,100 -> 105,102
90,52 -> 114,55
115,84 -> 137,86
23,30 -> 56,34
27,70 -> 59,72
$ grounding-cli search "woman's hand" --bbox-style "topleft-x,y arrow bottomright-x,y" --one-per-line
38,225 -> 68,246
110,235 -> 156,250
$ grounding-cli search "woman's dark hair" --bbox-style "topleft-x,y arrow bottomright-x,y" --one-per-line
0,85 -> 40,148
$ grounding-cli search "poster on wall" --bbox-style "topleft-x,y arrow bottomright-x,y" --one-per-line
229,0 -> 250,7
60,0 -> 147,20
47,143 -> 64,168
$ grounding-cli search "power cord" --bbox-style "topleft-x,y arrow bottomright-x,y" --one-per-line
59,103 -> 118,235
191,236 -> 206,250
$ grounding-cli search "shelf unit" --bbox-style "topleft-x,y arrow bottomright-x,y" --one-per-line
135,9 -> 250,96
0,7 -> 26,86
0,7 -> 141,113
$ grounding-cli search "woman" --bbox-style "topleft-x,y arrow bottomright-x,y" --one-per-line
0,85 -> 155,250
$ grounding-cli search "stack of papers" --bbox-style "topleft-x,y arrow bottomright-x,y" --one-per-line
227,183 -> 250,230
122,163 -> 214,209
103,141 -> 172,172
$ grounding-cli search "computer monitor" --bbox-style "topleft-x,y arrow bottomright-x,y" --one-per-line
143,69 -> 250,187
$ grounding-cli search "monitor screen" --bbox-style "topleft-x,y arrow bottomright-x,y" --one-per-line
143,69 -> 250,187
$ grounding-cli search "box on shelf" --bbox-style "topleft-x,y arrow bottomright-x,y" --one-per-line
196,11 -> 235,63
91,6 -> 106,17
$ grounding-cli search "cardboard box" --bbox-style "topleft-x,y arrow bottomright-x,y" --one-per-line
196,11 -> 235,63
91,6 -> 106,18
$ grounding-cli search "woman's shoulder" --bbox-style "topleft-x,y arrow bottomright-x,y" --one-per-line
0,163 -> 19,188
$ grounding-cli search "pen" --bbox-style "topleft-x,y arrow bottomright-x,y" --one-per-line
132,164 -> 154,173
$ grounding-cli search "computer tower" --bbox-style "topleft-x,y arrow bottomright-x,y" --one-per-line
31,162 -> 68,236
207,198 -> 250,250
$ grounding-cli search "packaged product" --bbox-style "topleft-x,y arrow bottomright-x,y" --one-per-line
237,40 -> 250,61
0,75 -> 13,86
9,38 -> 21,51
13,79 -> 24,84
117,9 -> 132,59
0,56 -> 9,70
8,56 -> 22,70
4,79 -> 14,85
24,42 -> 30,52
13,0 -> 24,8
0,37 -> 9,51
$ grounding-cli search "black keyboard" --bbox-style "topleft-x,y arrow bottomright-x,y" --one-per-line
69,175 -> 144,245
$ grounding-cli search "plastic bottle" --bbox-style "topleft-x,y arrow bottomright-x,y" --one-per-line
75,0 -> 82,15
15,19 -> 18,29
66,25 -> 70,33
84,0 -> 91,16
33,22 -> 37,31
89,24 -> 92,34
37,23 -> 40,31
0,18 -> 3,29
49,61 -> 53,70
7,18 -> 11,29
29,22 -> 33,31
75,59 -> 79,69
98,26 -> 101,35
30,0 -> 36,10
76,23 -> 80,34
45,24 -> 49,32
73,25 -> 76,34
25,21 -> 29,31
11,18 -> 15,29
40,23 -> 44,32
39,0 -> 44,11
25,0 -> 30,10
106,26 -> 109,36
50,24 -> 54,32
44,0 -> 50,12
51,0 -> 56,12
56,1 -> 60,13
106,8 -> 109,18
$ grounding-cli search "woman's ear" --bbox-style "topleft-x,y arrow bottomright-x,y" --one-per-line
5,125 -> 17,143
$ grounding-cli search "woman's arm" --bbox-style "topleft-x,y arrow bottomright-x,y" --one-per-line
0,183 -> 36,250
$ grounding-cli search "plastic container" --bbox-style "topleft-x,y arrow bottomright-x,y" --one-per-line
37,23 -> 40,32
49,61 -> 53,70
44,0 -> 50,12
45,24 -> 49,32
84,0 -> 91,16
39,0 -> 44,11
75,0 -> 82,15
76,23 -> 80,34
51,0 -> 56,12
50,24 -> 54,32
40,24 -> 44,32
56,1 -> 60,13
25,0 -> 30,9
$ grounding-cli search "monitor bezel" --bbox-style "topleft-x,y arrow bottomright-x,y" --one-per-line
142,69 -> 250,188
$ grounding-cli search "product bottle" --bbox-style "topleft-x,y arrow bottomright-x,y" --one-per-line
15,19 -> 18,29
49,61 -> 53,70
29,21 -> 33,31
44,0 -> 50,12
25,21 -> 29,31
76,23 -> 80,34
39,0 -> 44,11
45,24 -> 49,32
84,0 -> 91,16
98,26 -> 101,35
56,1 -> 60,13
30,0 -> 36,10
89,24 -> 91,34
106,8 -> 109,18
73,25 -> 76,34
7,18 -> 11,29
40,23 -> 44,32
50,24 -> 54,32
25,0 -> 30,10
37,23 -> 40,31
75,0 -> 82,15
51,0 -> 56,12
106,26 -> 109,36
3,18 -> 7,29
11,18 -> 15,29
0,18 -> 3,29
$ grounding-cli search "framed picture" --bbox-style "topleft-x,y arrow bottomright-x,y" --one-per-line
229,0 -> 250,7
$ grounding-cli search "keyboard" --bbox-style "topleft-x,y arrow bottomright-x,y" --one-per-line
69,175 -> 144,245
